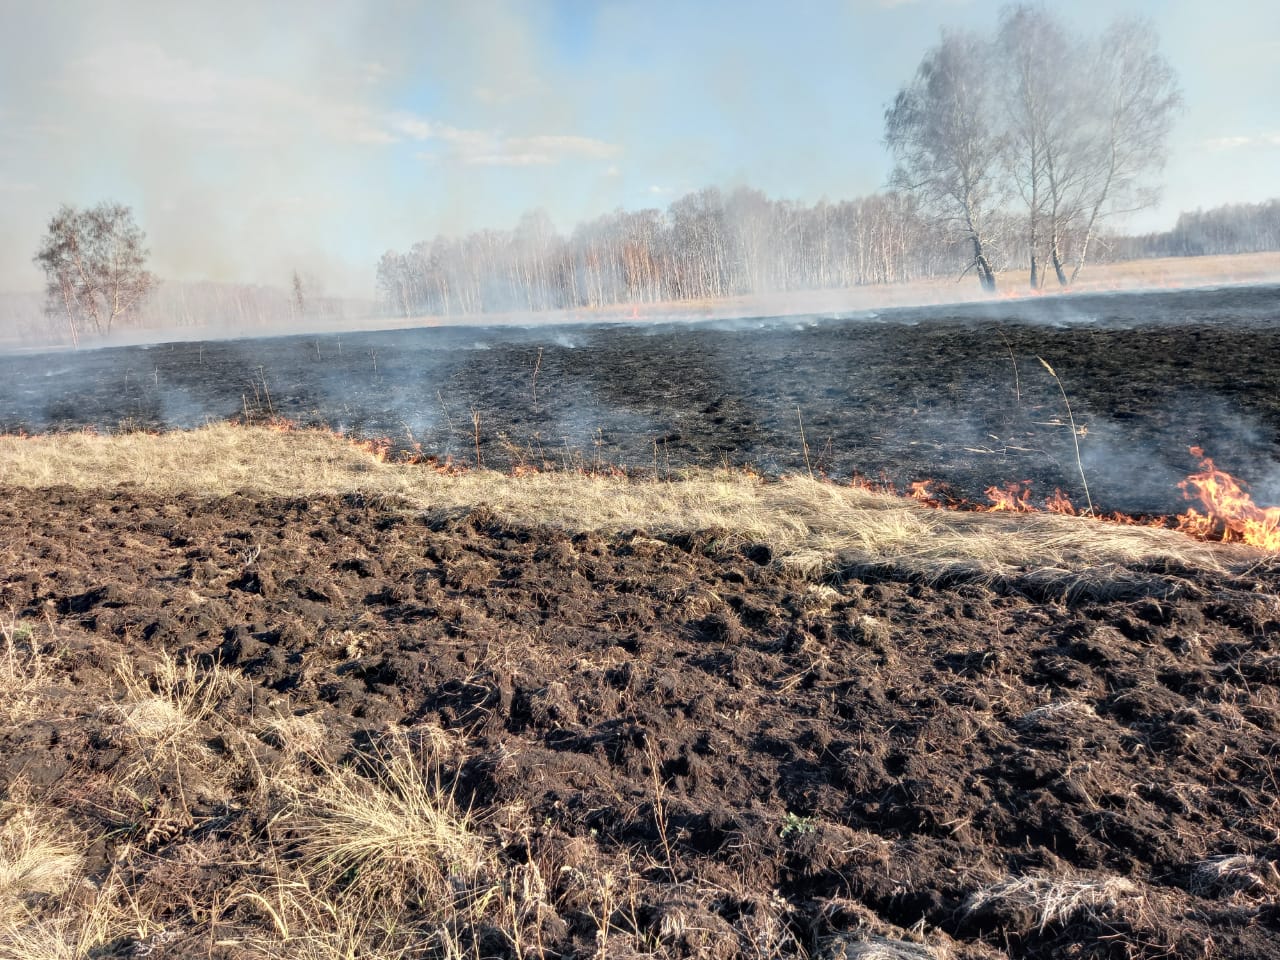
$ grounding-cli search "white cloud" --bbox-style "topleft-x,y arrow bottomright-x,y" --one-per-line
468,153 -> 555,167
473,81 -> 546,105
517,135 -> 620,160
388,113 -> 433,141
68,41 -> 406,147
426,128 -> 621,166
1204,133 -> 1280,152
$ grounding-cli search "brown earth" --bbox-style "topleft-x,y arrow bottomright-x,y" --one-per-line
3,483 -> 1280,958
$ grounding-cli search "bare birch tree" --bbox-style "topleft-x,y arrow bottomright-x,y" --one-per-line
33,202 -> 156,345
997,5 -> 1080,288
885,31 -> 1007,292
1069,18 -> 1181,281
290,269 -> 306,321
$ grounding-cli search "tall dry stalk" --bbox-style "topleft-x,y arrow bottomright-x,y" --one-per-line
998,328 -> 1021,403
1038,356 -> 1093,515
796,406 -> 813,480
531,346 -> 543,413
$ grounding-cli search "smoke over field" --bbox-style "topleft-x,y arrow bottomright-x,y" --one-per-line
2,284 -> 1278,517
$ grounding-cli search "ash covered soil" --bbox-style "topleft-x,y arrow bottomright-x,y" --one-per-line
4,485 -> 1280,958
3,283 -> 1280,514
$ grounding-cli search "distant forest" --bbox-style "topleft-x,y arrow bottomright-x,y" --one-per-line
374,191 -> 1280,318
1112,199 -> 1280,260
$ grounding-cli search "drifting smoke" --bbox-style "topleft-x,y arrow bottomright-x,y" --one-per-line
2,0 -> 1278,331
1,285 -> 1278,526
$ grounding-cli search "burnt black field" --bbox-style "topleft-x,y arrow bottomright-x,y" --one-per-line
3,283 -> 1279,515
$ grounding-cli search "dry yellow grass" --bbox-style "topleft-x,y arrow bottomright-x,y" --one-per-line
0,802 -> 85,926
0,423 -> 1242,589
0,615 -> 56,726
964,871 -> 1145,933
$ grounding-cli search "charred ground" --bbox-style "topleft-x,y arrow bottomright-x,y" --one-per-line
2,284 -> 1279,516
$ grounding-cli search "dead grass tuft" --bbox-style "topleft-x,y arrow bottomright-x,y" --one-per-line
0,847 -> 164,960
964,871 -> 1143,932
0,802 -> 85,926
232,870 -> 427,960
819,934 -> 941,960
256,712 -> 329,764
1190,854 -> 1280,900
286,732 -> 490,910
102,652 -> 244,812
0,614 -> 57,725
1017,700 -> 1098,730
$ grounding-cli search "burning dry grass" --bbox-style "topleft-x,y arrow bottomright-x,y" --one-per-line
0,424 -> 1248,592
2,426 -> 1277,958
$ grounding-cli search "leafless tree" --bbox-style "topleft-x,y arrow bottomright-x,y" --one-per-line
290,269 -> 306,321
33,202 -> 156,345
1069,18 -> 1181,281
885,30 -> 1008,292
997,5 -> 1074,288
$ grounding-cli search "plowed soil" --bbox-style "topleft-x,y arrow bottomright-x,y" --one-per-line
4,484 -> 1279,958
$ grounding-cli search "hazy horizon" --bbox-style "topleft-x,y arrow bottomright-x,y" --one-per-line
2,0 -> 1276,299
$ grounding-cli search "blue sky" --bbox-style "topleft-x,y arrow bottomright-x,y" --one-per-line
1,0 -> 1276,296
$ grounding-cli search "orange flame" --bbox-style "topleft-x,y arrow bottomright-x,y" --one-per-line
351,437 -> 391,462
984,480 -> 1035,512
908,479 -> 939,505
1176,447 -> 1280,551
1045,489 -> 1077,515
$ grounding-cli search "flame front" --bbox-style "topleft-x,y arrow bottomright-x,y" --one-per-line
1176,447 -> 1280,551
984,480 -> 1035,512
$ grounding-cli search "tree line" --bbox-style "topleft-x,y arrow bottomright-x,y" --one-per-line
377,4 -> 1184,315
28,5 -> 1276,338
1111,199 -> 1280,260
375,188 -> 967,318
